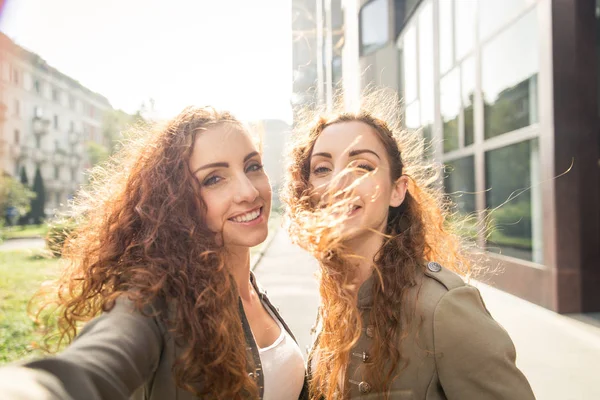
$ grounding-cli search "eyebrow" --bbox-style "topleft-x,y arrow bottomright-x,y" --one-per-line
311,152 -> 332,159
349,149 -> 380,159
311,149 -> 381,161
192,151 -> 259,175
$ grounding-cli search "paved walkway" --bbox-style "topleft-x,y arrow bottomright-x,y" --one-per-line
254,229 -> 600,400
0,238 -> 45,251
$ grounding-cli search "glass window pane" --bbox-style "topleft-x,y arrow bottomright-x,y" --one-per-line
461,57 -> 476,146
444,156 -> 476,215
361,0 -> 389,54
397,48 -> 404,98
479,0 -> 536,40
418,1 -> 434,136
482,9 -> 538,139
441,68 -> 460,152
485,139 -> 543,263
332,55 -> 342,86
455,0 -> 477,60
439,0 -> 453,74
394,0 -> 422,38
402,25 -> 418,103
405,101 -> 420,132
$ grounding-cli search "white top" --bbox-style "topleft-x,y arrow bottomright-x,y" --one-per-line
258,307 -> 305,400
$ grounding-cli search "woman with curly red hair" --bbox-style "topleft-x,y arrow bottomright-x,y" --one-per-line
283,91 -> 535,399
1,106 -> 307,400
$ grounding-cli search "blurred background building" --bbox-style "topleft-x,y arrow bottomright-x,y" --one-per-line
249,118 -> 291,210
0,32 -> 111,217
293,0 -> 600,313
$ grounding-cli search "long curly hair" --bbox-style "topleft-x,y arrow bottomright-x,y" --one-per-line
282,90 -> 474,399
36,106 -> 259,399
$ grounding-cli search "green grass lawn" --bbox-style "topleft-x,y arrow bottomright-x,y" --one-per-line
1,224 -> 49,240
0,249 -> 61,365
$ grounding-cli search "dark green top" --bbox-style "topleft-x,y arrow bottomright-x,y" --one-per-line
1,274 -> 308,400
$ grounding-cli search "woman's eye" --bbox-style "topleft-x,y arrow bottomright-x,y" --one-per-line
357,164 -> 375,172
313,166 -> 331,175
203,175 -> 222,186
246,163 -> 264,173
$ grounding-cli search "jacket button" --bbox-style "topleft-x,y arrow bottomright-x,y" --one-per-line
358,381 -> 371,394
352,351 -> 370,362
427,261 -> 442,272
366,325 -> 375,338
361,352 -> 369,362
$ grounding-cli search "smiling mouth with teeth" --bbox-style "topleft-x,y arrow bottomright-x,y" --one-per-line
230,207 -> 262,223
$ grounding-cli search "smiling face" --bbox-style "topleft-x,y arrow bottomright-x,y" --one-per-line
189,123 -> 271,249
308,121 -> 407,241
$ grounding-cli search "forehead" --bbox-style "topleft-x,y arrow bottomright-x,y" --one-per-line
190,123 -> 256,165
312,121 -> 385,156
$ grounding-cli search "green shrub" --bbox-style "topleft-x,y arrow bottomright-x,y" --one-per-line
45,220 -> 77,257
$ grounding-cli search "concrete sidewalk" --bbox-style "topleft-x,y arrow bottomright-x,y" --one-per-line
473,281 -> 600,400
254,229 -> 600,400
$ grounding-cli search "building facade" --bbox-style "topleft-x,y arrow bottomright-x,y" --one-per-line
296,0 -> 600,313
0,32 -> 111,217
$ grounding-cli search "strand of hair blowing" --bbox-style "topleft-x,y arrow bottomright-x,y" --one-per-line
34,107 -> 258,399
283,88 -> 472,399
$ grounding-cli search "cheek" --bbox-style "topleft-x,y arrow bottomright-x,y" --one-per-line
254,175 -> 272,199
201,191 -> 227,228
359,178 -> 392,208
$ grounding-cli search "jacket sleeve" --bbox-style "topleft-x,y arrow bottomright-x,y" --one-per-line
0,297 -> 165,400
433,286 -> 536,400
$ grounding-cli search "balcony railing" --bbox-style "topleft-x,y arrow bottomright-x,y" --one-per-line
32,148 -> 49,163
9,144 -> 22,159
32,117 -> 51,135
69,156 -> 80,168
53,152 -> 66,166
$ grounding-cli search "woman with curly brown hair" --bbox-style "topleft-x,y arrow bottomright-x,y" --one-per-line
0,106 -> 307,400
283,92 -> 535,400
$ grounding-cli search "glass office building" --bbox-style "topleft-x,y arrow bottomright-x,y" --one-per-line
298,0 -> 599,313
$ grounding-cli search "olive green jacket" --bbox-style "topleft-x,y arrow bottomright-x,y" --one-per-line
311,263 -> 536,399
1,275 -> 308,400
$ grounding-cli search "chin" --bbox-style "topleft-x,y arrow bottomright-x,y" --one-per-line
226,230 -> 269,249
338,223 -> 380,245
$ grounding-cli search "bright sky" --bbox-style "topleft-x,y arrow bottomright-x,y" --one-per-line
0,0 -> 293,123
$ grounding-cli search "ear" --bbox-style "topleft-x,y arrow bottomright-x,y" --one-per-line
389,175 -> 408,208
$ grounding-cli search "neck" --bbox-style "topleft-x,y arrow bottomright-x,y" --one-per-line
225,246 -> 253,300
346,231 -> 384,287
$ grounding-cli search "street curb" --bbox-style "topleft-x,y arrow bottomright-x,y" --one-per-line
1,236 -> 44,241
250,226 -> 280,271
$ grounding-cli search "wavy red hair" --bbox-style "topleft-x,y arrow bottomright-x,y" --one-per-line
36,106 -> 259,399
283,90 -> 474,399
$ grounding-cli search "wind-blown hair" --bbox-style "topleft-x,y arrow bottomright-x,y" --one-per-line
282,89 -> 473,399
36,106 -> 258,399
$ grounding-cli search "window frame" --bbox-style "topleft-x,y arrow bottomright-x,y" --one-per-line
359,0 -> 391,57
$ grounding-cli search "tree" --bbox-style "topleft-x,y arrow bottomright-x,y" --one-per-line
86,141 -> 111,166
101,102 -> 150,155
19,166 -> 28,186
0,174 -> 36,226
30,167 -> 46,224
18,166 -> 30,225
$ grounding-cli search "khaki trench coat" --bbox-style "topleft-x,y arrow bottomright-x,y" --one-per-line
1,274 -> 308,400
310,263 -> 536,399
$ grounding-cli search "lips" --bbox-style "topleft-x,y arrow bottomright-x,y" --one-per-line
229,207 -> 262,223
348,205 -> 361,215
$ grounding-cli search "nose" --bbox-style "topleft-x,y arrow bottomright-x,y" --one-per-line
322,167 -> 357,205
233,173 -> 259,204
